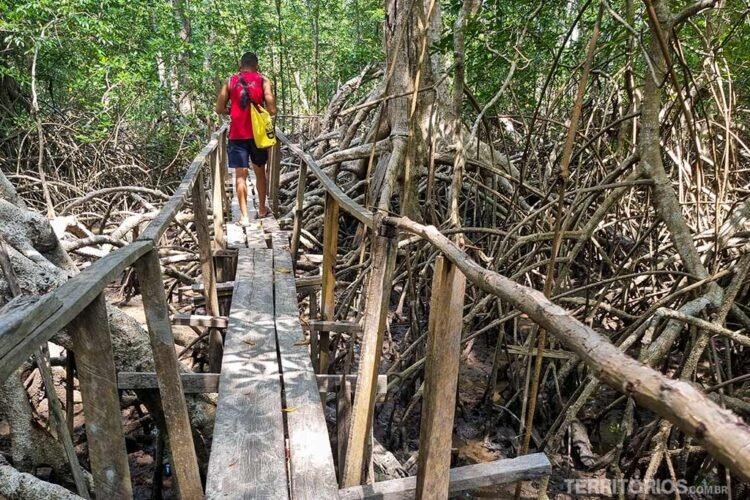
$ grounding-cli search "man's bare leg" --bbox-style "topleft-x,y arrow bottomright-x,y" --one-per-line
253,163 -> 270,217
236,167 -> 250,224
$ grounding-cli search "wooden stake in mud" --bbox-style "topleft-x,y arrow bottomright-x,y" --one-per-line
192,169 -> 223,372
134,249 -> 203,499
416,256 -> 466,499
319,192 -> 339,373
342,222 -> 398,486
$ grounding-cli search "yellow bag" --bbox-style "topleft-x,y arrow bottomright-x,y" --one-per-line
250,103 -> 277,149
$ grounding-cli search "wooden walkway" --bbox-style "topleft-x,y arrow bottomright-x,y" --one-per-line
206,168 -> 338,499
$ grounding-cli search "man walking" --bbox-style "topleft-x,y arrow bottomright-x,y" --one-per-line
215,52 -> 277,225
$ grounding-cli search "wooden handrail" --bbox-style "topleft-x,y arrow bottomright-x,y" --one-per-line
276,129 -> 374,229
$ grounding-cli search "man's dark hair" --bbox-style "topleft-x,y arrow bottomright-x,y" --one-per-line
240,52 -> 259,68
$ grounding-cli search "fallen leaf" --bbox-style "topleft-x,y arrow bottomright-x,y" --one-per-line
277,267 -> 292,274
293,340 -> 311,346
243,339 -> 256,346
283,406 -> 298,412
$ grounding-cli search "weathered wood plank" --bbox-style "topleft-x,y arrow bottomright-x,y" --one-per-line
188,281 -> 235,294
134,249 -> 203,498
212,139 -> 227,250
206,249 -> 289,499
296,276 -> 322,290
274,248 -> 339,499
277,130 -> 374,229
270,142 -> 281,215
308,320 -> 362,334
193,169 -> 224,372
0,295 -> 61,360
0,241 -> 152,381
226,222 -> 247,248
338,454 -> 551,500
118,372 -> 221,393
117,372 -> 386,396
320,193 -> 339,373
416,256 -> 466,499
343,226 -> 398,487
246,224 -> 267,249
69,294 -> 133,499
291,161 -> 308,262
171,313 -> 228,329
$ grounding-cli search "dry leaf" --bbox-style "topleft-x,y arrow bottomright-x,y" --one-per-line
293,340 -> 311,346
277,267 -> 292,274
283,406 -> 298,412
243,339 -> 256,346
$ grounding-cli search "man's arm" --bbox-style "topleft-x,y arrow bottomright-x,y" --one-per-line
263,77 -> 277,116
215,79 -> 230,115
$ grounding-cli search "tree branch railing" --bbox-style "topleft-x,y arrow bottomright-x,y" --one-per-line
276,128 -> 750,485
0,124 -> 229,499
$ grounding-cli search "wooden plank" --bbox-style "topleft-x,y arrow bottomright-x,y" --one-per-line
139,129 -> 223,244
270,142 -> 281,215
271,231 -> 290,252
0,241 -> 152,381
134,249 -> 203,498
69,294 -> 133,498
119,372 -> 220,393
189,281 -> 235,294
226,222 -> 247,248
246,224 -> 267,249
212,140 -> 227,250
296,276 -> 322,289
343,226 -> 398,487
309,320 -> 362,334
291,161 -> 308,262
171,313 -> 228,329
0,294 -> 62,359
206,249 -> 289,499
338,454 -> 551,500
35,346 -> 90,498
276,130 -> 374,229
416,256 -> 466,499
192,169 -> 223,372
320,193 -> 339,373
117,372 -> 385,396
274,248 -> 339,499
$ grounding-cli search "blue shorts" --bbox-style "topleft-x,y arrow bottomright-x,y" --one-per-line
228,139 -> 268,168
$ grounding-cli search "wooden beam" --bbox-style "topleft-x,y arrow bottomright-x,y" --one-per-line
212,134 -> 227,250
117,372 -> 387,397
319,193 -> 339,373
171,313 -> 228,329
270,142 -> 281,215
338,453 -> 551,500
291,160 -> 308,263
308,320 -> 362,334
416,256 -> 466,499
342,224 -> 398,486
274,248 -> 339,499
134,249 -> 203,498
192,168 -> 223,372
69,294 -> 133,498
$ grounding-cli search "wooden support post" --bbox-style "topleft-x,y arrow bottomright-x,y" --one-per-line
134,250 -> 203,499
309,289 -> 320,372
269,141 -> 282,215
212,148 -> 226,250
290,160 -> 308,263
416,256 -> 467,499
69,294 -> 133,498
319,193 -> 339,373
36,346 -> 90,498
342,223 -> 398,486
192,169 -> 223,372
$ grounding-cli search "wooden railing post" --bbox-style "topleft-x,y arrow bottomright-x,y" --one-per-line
416,255 -> 467,499
342,221 -> 398,486
270,141 -> 281,215
192,169 -> 223,372
134,249 -> 203,499
291,160 -> 308,263
212,146 -> 227,250
69,294 -> 133,498
319,192 -> 339,373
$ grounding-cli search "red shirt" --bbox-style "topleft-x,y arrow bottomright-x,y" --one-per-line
228,71 -> 265,140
